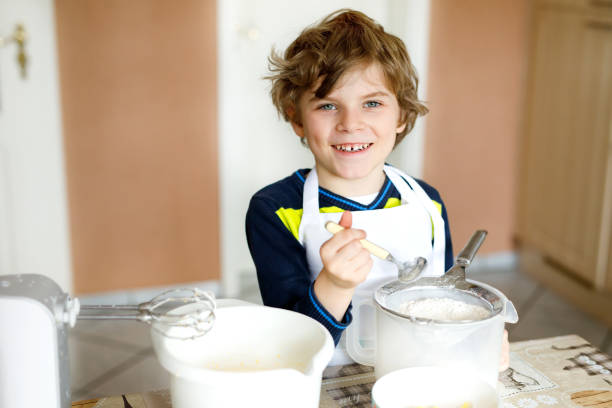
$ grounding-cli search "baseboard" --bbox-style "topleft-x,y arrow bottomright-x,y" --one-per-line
519,250 -> 612,328
469,251 -> 519,272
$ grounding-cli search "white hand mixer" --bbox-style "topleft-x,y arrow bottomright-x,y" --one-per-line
0,273 -> 217,408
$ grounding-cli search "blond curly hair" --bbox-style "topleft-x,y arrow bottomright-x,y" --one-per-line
266,9 -> 428,146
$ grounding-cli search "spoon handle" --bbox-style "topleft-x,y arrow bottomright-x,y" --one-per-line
325,221 -> 390,260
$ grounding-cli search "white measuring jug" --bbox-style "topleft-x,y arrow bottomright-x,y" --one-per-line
346,231 -> 519,388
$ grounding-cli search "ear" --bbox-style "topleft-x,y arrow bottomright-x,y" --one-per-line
287,106 -> 305,138
396,121 -> 407,135
396,111 -> 407,134
290,120 -> 305,138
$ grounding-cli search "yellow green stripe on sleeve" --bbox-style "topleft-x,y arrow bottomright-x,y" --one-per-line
275,206 -> 346,241
275,208 -> 304,241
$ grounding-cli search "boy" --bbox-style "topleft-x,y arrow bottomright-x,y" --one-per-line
246,9 -> 453,365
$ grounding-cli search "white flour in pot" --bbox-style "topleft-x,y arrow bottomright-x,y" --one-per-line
399,298 -> 490,321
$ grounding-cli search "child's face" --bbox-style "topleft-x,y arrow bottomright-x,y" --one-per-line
291,62 -> 406,192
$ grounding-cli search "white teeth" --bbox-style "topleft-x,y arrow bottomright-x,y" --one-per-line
334,143 -> 371,152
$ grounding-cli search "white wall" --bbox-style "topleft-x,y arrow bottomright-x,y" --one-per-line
386,0 -> 431,176
0,0 -> 72,292
218,0 -> 431,296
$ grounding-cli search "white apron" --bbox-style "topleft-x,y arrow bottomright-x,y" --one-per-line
297,164 -> 446,365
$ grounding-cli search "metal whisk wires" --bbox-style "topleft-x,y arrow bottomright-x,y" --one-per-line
78,288 -> 216,340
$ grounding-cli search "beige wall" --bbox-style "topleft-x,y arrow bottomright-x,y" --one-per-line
424,0 -> 530,254
55,0 -> 218,294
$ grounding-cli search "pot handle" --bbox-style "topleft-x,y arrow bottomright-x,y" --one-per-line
345,294 -> 376,366
504,299 -> 519,324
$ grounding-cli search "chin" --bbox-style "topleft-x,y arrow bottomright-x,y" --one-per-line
334,166 -> 375,181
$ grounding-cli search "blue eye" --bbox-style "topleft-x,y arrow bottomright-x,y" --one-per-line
365,101 -> 381,108
318,103 -> 336,111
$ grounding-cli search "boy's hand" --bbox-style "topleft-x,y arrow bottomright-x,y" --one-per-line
314,211 -> 373,321
500,329 -> 510,371
319,211 -> 373,289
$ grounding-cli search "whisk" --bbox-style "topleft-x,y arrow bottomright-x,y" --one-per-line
76,288 -> 216,340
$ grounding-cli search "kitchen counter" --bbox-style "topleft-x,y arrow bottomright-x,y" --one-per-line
72,335 -> 612,408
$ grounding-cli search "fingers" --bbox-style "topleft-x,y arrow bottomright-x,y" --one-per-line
499,329 -> 510,372
339,210 -> 352,228
329,240 -> 361,262
320,216 -> 372,289
329,240 -> 370,271
320,227 -> 365,259
322,251 -> 372,289
347,251 -> 373,280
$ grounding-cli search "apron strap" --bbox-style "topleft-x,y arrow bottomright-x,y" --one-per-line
384,165 -> 446,276
298,168 -> 321,242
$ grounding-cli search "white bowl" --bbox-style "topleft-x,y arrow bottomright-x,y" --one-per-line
372,366 -> 499,408
151,303 -> 334,408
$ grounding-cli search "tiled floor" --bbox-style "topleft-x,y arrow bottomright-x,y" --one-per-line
69,252 -> 612,402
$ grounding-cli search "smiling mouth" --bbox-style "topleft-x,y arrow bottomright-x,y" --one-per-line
333,143 -> 372,152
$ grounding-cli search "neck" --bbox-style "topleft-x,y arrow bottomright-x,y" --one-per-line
315,165 -> 386,197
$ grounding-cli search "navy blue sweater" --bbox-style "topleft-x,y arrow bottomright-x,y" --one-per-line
245,168 -> 453,345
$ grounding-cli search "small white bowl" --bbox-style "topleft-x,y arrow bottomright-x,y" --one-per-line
371,366 -> 499,408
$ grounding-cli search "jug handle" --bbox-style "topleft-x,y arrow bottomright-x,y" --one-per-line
345,296 -> 376,366
504,299 -> 519,324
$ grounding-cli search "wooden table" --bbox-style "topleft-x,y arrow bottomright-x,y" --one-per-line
73,335 -> 612,408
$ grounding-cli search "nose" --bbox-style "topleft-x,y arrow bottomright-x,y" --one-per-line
336,107 -> 364,133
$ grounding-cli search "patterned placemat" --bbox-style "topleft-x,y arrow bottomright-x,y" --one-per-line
319,363 -> 375,408
72,390 -> 171,408
317,335 -> 612,408
498,334 -> 612,408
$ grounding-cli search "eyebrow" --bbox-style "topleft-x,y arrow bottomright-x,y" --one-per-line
307,90 -> 392,103
362,91 -> 392,99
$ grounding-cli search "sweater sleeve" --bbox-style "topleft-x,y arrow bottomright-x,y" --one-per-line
245,194 -> 350,345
